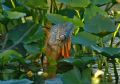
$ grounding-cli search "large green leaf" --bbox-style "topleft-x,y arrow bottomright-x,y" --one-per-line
47,14 -> 83,27
73,57 -> 97,68
72,31 -> 99,46
57,0 -> 90,8
91,0 -> 112,5
84,5 -> 107,23
62,67 -> 81,84
62,67 -> 91,84
23,25 -> 45,53
24,44 -> 40,55
72,16 -> 84,27
79,68 -> 91,84
23,25 -> 45,43
0,79 -> 33,84
18,0 -> 48,8
0,50 -> 25,65
60,56 -> 97,69
47,14 -> 71,24
4,11 -> 26,19
91,45 -> 120,58
84,14 -> 116,36
8,22 -> 34,43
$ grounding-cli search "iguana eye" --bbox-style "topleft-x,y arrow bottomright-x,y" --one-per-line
59,34 -> 66,41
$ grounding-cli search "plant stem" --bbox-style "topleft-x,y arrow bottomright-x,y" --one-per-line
2,34 -> 8,49
59,3 -> 63,10
111,59 -> 119,84
11,0 -> 16,8
50,0 -> 53,13
110,23 -> 120,47
4,25 -> 8,33
53,0 -> 58,13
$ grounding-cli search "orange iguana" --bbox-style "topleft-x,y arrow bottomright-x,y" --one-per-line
44,22 -> 74,78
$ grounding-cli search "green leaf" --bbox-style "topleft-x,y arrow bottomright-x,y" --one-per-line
0,13 -> 9,24
91,45 -> 120,58
4,11 -> 26,19
8,22 -> 34,43
47,14 -> 83,27
0,79 -> 33,84
84,14 -> 116,36
62,67 -> 91,84
115,14 -> 120,21
23,25 -> 45,53
62,67 -> 81,84
0,50 -> 25,65
80,68 -> 91,84
91,0 -> 112,5
47,14 -> 72,24
59,57 -> 75,64
73,56 -> 97,68
72,31 -> 99,46
24,44 -> 40,55
24,25 -> 45,43
60,56 -> 97,69
57,0 -> 90,8
19,0 -> 48,9
84,5 -> 107,22
72,16 -> 84,27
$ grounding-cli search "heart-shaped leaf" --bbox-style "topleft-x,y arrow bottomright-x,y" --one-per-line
57,0 -> 90,8
4,11 -> 26,19
91,0 -> 112,5
19,0 -> 48,9
91,45 -> 120,58
84,14 -> 116,36
47,14 -> 83,27
62,67 -> 81,84
72,31 -> 99,46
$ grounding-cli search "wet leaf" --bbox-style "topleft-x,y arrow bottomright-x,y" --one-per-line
57,0 -> 90,8
84,14 -> 116,36
72,31 -> 99,46
4,11 -> 26,19
91,45 -> 120,58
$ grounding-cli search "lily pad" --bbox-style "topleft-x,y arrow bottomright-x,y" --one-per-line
72,31 -> 99,46
91,45 -> 120,58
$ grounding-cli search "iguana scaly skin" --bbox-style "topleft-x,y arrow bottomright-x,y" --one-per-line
44,22 -> 74,78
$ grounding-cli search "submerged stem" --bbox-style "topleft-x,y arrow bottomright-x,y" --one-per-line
111,59 -> 119,84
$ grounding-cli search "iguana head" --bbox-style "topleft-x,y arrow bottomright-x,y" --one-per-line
48,22 -> 74,48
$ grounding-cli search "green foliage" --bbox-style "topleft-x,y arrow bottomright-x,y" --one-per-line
91,0 -> 112,5
91,45 -> 120,58
0,0 -> 120,84
3,11 -> 26,19
72,31 -> 99,46
84,14 -> 116,36
47,14 -> 83,26
62,67 -> 91,84
0,50 -> 25,65
57,0 -> 90,8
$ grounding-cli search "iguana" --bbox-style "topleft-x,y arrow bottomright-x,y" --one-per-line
44,22 -> 74,78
